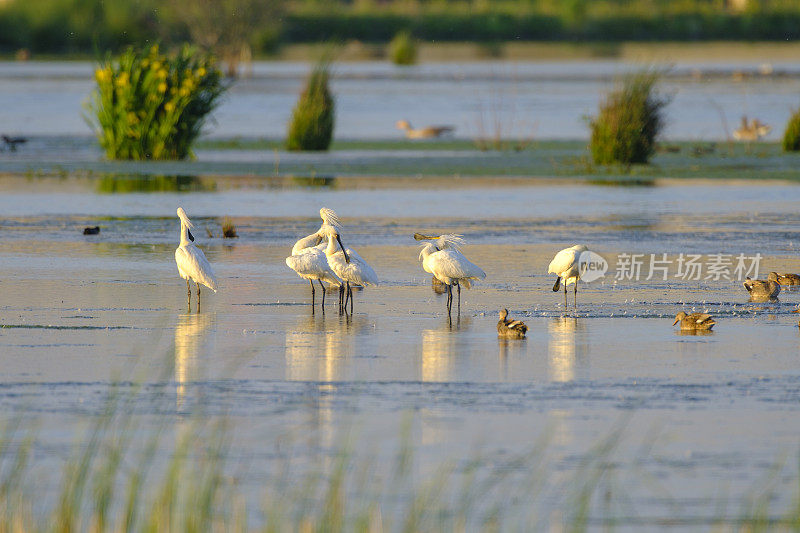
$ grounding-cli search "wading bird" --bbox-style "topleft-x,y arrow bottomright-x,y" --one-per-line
1,135 -> 27,151
744,272 -> 781,301
323,225 -> 378,314
672,311 -> 716,332
395,120 -> 454,139
733,116 -> 771,142
497,308 -> 528,339
548,244 -> 589,308
175,207 -> 217,305
415,233 -> 486,316
285,208 -> 343,309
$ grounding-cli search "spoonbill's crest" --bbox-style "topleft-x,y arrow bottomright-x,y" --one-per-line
319,207 -> 342,229
414,233 -> 465,252
176,207 -> 195,230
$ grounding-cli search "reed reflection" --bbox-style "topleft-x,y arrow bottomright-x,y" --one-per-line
547,317 -> 587,383
174,312 -> 213,410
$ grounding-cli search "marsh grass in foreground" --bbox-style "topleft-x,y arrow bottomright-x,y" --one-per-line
1,379 -> 800,531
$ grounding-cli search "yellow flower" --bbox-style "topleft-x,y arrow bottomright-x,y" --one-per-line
157,82 -> 167,93
151,61 -> 161,71
164,102 -> 175,112
127,111 -> 138,123
179,87 -> 190,97
157,69 -> 167,80
196,67 -> 206,77
115,72 -> 130,87
95,67 -> 111,83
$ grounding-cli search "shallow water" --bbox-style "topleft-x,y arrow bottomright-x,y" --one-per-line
1,175 -> 799,527
2,59 -> 800,141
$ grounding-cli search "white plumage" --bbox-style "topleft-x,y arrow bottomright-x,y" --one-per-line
417,233 -> 485,314
285,207 -> 345,308
175,207 -> 217,299
548,244 -> 588,307
325,232 -> 379,288
285,242 -> 342,287
322,224 -> 378,313
419,244 -> 485,286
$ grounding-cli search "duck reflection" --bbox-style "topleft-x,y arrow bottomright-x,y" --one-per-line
498,337 -> 527,381
174,312 -> 213,410
547,317 -> 587,383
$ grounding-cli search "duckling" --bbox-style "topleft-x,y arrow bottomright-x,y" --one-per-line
744,272 -> 781,301
497,309 -> 528,339
774,272 -> 800,286
673,311 -> 716,332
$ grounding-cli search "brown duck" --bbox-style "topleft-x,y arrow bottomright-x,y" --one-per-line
744,273 -> 781,301
673,311 -> 716,331
774,272 -> 800,286
498,309 -> 528,339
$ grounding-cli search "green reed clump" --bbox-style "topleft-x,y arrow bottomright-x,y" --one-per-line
782,109 -> 800,152
388,30 -> 417,65
589,71 -> 669,166
85,44 -> 225,160
286,59 -> 335,151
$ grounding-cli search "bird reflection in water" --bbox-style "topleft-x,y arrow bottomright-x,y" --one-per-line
174,312 -> 213,410
547,316 -> 587,383
420,315 -> 471,383
419,317 -> 470,446
498,337 -> 527,381
284,313 -> 368,456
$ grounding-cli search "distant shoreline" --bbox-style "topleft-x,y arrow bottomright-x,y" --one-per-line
5,41 -> 800,63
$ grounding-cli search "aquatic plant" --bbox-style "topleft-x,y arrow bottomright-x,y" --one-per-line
221,216 -> 238,238
388,30 -> 417,65
589,70 -> 669,166
85,44 -> 225,160
286,58 -> 335,151
95,174 -> 216,193
782,109 -> 800,152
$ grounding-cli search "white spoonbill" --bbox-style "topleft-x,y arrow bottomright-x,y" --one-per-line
175,207 -> 217,304
548,244 -> 588,308
286,208 -> 343,308
415,233 -> 486,315
322,225 -> 379,314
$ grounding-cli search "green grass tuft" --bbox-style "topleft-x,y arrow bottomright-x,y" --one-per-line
286,58 -> 335,152
782,109 -> 800,152
388,30 -> 417,65
221,216 -> 238,238
589,70 -> 669,166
